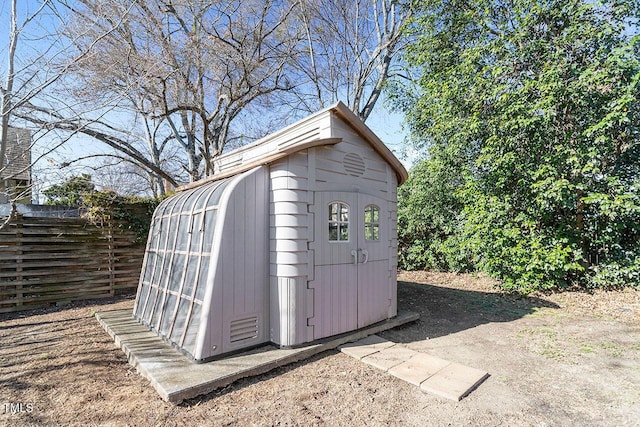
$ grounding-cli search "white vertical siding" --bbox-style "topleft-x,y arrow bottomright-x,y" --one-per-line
222,167 -> 269,354
309,264 -> 357,339
356,260 -> 392,327
270,276 -> 313,345
197,167 -> 270,358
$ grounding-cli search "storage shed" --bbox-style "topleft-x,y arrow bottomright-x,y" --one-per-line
132,102 -> 408,362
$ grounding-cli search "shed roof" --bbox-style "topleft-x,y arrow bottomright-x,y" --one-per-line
179,102 -> 408,192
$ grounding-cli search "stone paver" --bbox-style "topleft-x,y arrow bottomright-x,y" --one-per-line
388,353 -> 452,386
339,335 -> 396,360
361,345 -> 418,371
420,362 -> 490,401
341,335 -> 489,401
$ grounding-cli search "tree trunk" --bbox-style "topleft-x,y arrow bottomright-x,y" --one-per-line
0,0 -> 18,171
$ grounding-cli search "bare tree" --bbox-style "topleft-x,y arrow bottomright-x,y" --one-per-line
16,98 -> 184,195
0,0 -> 182,197
45,0 -> 301,182
0,0 -> 19,173
0,0 -> 145,206
0,0 -> 51,202
291,0 -> 412,122
3,0 -> 409,203
80,158 -> 158,197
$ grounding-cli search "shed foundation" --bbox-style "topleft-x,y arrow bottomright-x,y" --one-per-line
96,308 -> 418,403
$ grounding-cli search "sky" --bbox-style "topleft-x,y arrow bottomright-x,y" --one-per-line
364,105 -> 414,167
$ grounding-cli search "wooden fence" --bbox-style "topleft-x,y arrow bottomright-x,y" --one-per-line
0,215 -> 145,313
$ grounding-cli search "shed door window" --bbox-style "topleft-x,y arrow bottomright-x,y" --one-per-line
328,202 -> 349,241
364,205 -> 380,241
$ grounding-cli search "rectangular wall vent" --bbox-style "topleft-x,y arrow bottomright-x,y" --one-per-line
230,316 -> 259,343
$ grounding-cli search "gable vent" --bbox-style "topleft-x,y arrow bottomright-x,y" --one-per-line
343,153 -> 366,177
230,316 -> 259,343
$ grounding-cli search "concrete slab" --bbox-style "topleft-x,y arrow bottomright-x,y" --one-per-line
361,345 -> 418,372
339,335 -> 395,360
96,309 -> 419,404
388,353 -> 451,386
420,362 -> 490,401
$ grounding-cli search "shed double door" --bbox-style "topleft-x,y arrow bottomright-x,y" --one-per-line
311,191 -> 391,340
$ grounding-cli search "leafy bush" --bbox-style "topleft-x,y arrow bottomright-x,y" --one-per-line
397,152 -> 473,272
83,190 -> 160,244
43,174 -> 95,206
393,0 -> 640,292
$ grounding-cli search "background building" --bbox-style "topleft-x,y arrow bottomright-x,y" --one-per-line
0,127 -> 32,204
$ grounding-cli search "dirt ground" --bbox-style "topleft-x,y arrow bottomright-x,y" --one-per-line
1,271 -> 639,427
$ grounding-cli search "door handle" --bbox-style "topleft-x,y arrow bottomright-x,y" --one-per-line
361,249 -> 369,264
351,249 -> 358,265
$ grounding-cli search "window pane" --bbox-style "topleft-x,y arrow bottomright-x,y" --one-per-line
159,293 -> 177,335
137,283 -> 149,312
166,215 -> 177,250
329,222 -> 338,241
168,253 -> 185,292
340,224 -> 349,241
189,213 -> 203,253
195,257 -> 210,301
170,297 -> 191,343
364,205 -> 379,222
143,287 -> 157,322
372,225 -> 379,240
340,204 -> 349,221
176,214 -> 190,251
208,179 -> 230,205
152,294 -> 164,328
203,211 -> 217,252
364,205 -> 380,241
183,255 -> 199,297
143,252 -> 155,283
329,204 -> 338,221
328,202 -> 349,241
158,216 -> 169,250
182,302 -> 201,353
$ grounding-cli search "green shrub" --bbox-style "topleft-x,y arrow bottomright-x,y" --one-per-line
393,0 -> 640,293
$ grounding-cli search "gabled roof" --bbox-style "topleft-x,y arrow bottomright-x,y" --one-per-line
179,102 -> 408,192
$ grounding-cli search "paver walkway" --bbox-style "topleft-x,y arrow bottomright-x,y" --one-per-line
340,335 -> 489,401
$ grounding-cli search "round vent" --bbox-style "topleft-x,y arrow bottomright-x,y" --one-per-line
343,153 -> 366,177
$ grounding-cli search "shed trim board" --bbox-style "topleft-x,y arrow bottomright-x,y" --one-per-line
133,102 -> 406,361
